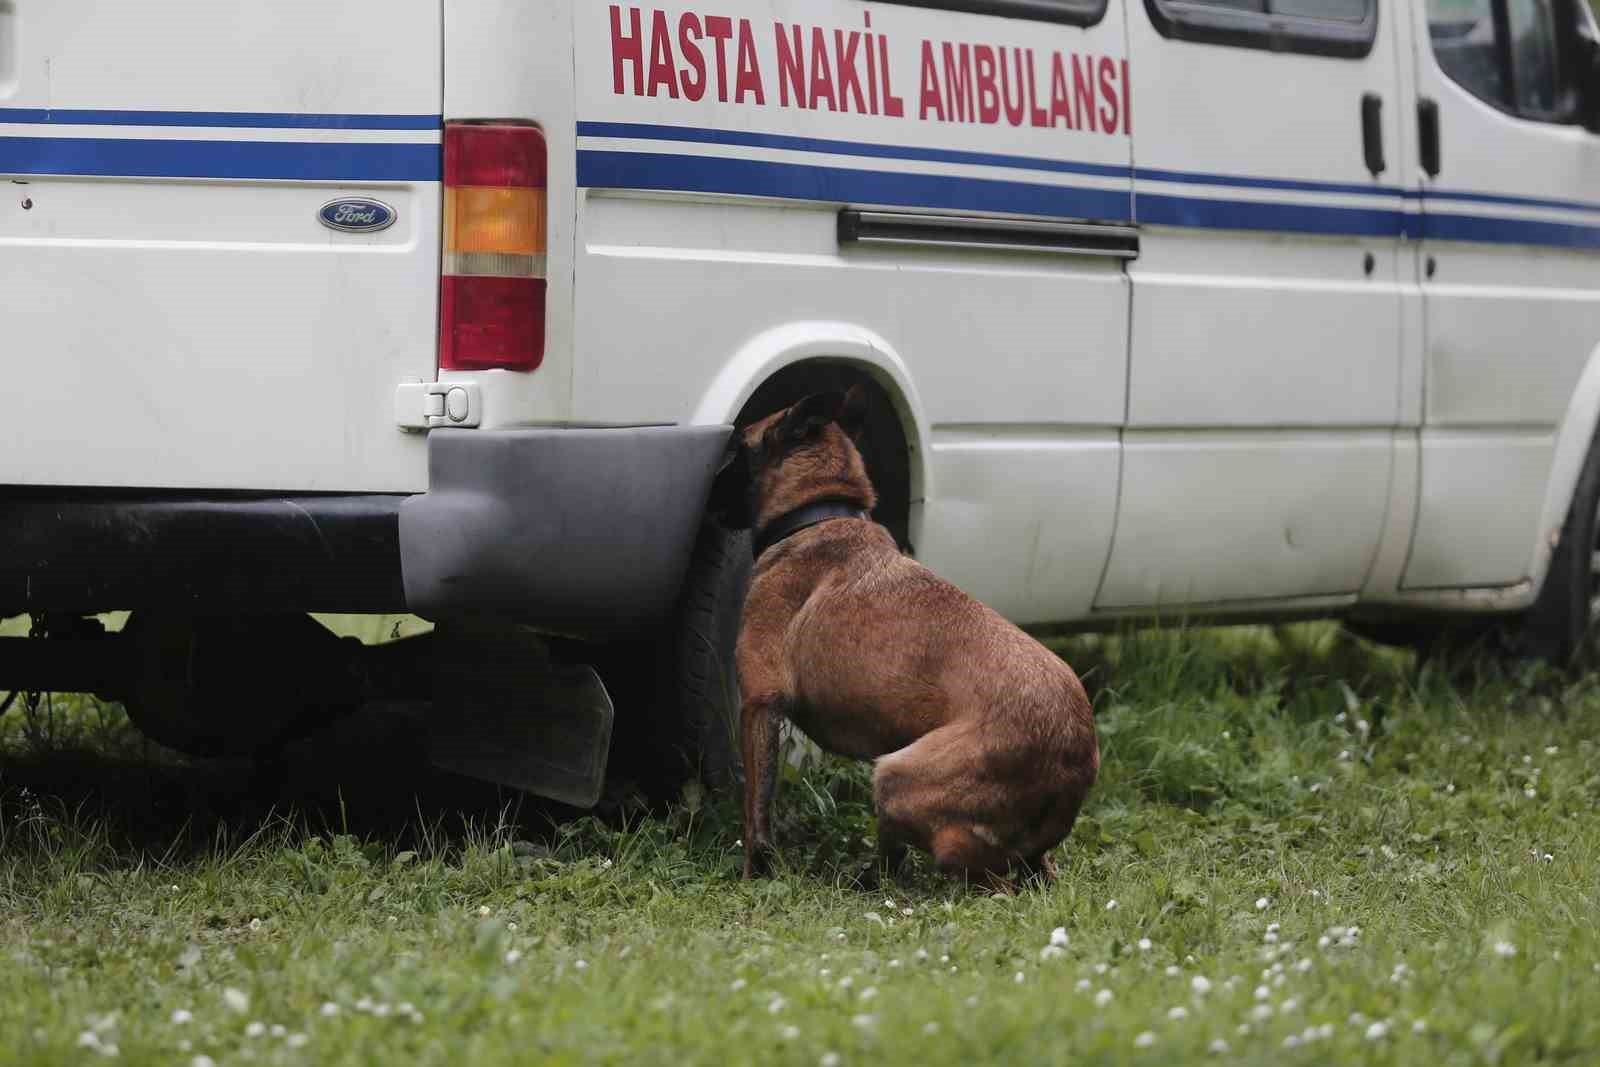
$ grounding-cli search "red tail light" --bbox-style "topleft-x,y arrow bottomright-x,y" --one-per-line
440,123 -> 548,372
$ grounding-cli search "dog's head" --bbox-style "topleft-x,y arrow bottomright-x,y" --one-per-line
709,384 -> 875,530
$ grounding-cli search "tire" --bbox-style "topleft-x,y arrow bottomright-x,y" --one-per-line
1516,428 -> 1600,665
672,518 -> 751,787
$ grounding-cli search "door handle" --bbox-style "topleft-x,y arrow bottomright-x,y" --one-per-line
1418,98 -> 1441,178
1361,93 -> 1386,177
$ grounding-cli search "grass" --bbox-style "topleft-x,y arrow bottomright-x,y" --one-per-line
2,621 -> 1598,1065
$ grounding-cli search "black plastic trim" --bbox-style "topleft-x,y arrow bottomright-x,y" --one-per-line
839,208 -> 1139,257
1144,0 -> 1378,59
873,0 -> 1108,28
0,491 -> 406,616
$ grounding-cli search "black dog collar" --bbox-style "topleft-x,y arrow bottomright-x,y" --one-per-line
752,500 -> 870,558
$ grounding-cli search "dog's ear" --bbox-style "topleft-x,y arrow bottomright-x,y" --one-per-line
839,383 -> 870,443
707,439 -> 754,528
774,391 -> 845,444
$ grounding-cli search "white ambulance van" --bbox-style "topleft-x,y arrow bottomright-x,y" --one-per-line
4,0 -> 1600,798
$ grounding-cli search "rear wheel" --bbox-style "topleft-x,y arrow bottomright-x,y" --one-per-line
672,519 -> 751,787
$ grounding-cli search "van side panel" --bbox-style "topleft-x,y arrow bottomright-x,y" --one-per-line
568,1 -> 1134,623
0,2 -> 441,492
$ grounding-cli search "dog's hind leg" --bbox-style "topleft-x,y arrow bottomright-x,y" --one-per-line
739,691 -> 785,879
873,725 -> 1013,886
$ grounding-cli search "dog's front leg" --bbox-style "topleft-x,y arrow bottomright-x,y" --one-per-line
740,692 -> 783,879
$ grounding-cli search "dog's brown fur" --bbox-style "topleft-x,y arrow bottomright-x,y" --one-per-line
719,386 -> 1099,887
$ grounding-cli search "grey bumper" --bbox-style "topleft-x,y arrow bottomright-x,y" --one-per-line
399,425 -> 732,638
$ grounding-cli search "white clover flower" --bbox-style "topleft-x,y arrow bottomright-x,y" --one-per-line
1137,938 -> 1153,952
600,858 -> 613,869
320,1003 -> 339,1018
223,988 -> 249,1014
1281,998 -> 1300,1013
1338,750 -> 1352,761
1040,945 -> 1065,961
861,987 -> 878,1001
1317,1023 -> 1335,1040
178,1041 -> 192,1054
1094,963 -> 1109,975
191,1057 -> 216,1067
1348,1012 -> 1367,1026
779,1024 -> 800,1041
1365,1021 -> 1390,1041
1413,1019 -> 1427,1033
1249,1005 -> 1274,1023
883,898 -> 895,909
373,1004 -> 392,1018
1105,899 -> 1118,911
574,959 -> 588,970
1222,731 -> 1232,740
1014,971 -> 1026,984
915,949 -> 929,961
1523,755 -> 1533,765
922,1022 -> 940,1036
852,1014 -> 876,1029
1165,965 -> 1181,978
244,1022 -> 266,1038
170,1009 -> 193,1025
1545,745 -> 1559,755
477,905 -> 491,917
1094,989 -> 1114,1008
1134,1031 -> 1155,1048
768,996 -> 787,1014
269,1024 -> 286,1038
1317,936 -> 1331,949
1525,788 -> 1537,799
820,1055 -> 841,1067
964,996 -> 980,1009
1254,985 -> 1270,1001
1263,931 -> 1279,944
1283,1035 -> 1302,1050
355,997 -> 374,1013
1334,712 -> 1347,725
505,949 -> 522,965
839,976 -> 854,990
1168,1006 -> 1189,1021
77,1032 -> 101,1050
1355,719 -> 1370,736
1236,1024 -> 1251,1036
1191,975 -> 1212,995
1050,927 -> 1070,948
731,978 -> 748,991
889,959 -> 901,968
287,1033 -> 309,1049
1493,941 -> 1517,958
1255,898 -> 1270,911
1075,979 -> 1092,992
1208,1039 -> 1230,1054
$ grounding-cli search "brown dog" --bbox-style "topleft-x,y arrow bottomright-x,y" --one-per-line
716,386 -> 1099,887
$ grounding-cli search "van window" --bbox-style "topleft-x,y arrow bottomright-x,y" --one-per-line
1143,0 -> 1377,57
1427,0 -> 1574,119
880,0 -> 1108,26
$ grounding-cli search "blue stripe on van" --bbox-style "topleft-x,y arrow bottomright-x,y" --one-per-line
576,149 -> 1134,226
1136,193 -> 1403,238
0,136 -> 440,181
0,108 -> 442,131
576,120 -> 1131,180
1420,211 -> 1600,250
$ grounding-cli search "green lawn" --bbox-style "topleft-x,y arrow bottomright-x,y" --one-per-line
1,623 -> 1597,1065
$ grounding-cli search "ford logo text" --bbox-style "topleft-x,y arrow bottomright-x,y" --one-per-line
318,197 -> 397,234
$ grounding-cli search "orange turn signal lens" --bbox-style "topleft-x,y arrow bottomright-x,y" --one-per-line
444,186 -> 547,257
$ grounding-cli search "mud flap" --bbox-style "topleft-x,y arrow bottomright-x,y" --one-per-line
426,625 -> 614,808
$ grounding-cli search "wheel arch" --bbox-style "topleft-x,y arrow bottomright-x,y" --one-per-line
1530,337 -> 1600,600
690,322 -> 930,550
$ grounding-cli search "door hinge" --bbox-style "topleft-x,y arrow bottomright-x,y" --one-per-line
395,381 -> 482,431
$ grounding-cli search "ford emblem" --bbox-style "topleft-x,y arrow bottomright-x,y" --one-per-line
318,197 -> 397,233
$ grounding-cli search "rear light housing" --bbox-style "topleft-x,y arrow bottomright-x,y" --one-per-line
440,122 -> 548,372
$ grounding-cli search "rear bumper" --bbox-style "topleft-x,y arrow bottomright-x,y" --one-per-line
0,425 -> 731,638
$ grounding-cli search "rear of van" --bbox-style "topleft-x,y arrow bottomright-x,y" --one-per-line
0,0 -> 727,634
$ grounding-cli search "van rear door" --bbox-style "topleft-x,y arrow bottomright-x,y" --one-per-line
0,1 -> 441,492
